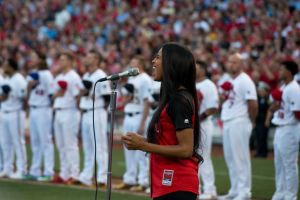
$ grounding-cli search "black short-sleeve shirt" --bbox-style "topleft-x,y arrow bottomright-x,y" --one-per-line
166,89 -> 194,131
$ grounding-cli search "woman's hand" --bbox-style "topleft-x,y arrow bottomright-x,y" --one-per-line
121,132 -> 147,151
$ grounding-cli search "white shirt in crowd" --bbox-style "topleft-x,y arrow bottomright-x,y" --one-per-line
272,80 -> 300,126
196,79 -> 219,120
27,70 -> 54,107
0,73 -> 27,112
53,69 -> 83,109
124,72 -> 152,113
221,72 -> 257,121
79,69 -> 111,110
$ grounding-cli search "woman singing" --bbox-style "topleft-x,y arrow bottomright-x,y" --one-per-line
122,43 -> 201,200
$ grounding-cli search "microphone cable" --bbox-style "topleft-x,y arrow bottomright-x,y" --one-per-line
92,80 -> 100,200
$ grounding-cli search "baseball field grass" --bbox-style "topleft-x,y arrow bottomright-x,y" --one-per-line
0,144 -> 299,200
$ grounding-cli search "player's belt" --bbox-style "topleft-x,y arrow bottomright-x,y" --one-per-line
54,107 -> 75,111
125,112 -> 141,117
81,107 -> 103,113
2,109 -> 20,114
30,105 -> 50,109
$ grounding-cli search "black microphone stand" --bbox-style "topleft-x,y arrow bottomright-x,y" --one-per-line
105,80 -> 118,200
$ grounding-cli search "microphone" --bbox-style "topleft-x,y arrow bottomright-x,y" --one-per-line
97,68 -> 139,82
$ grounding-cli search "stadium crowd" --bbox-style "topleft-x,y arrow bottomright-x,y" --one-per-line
0,0 -> 300,200
1,0 -> 300,82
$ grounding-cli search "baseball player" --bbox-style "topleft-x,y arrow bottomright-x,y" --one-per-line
267,61 -> 300,200
52,52 -> 83,184
77,50 -> 111,187
0,59 -> 27,179
219,53 -> 258,200
25,50 -> 54,181
114,57 -> 152,191
195,61 -> 219,200
131,76 -> 161,193
0,72 -> 3,172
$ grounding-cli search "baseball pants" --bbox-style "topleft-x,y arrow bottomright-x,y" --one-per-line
54,109 -> 80,180
223,117 -> 252,199
198,119 -> 216,195
0,111 -> 27,175
29,107 -> 54,177
79,108 -> 108,184
272,124 -> 300,200
123,113 -> 149,186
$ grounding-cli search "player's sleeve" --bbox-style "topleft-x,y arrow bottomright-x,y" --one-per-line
166,92 -> 194,131
205,83 -> 219,109
243,79 -> 257,100
289,86 -> 300,111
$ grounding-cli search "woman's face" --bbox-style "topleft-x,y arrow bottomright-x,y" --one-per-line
152,48 -> 163,81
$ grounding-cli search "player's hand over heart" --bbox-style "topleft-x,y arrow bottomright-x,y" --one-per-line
122,132 -> 147,150
54,89 -> 66,98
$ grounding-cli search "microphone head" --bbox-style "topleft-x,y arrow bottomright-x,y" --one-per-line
128,68 -> 139,76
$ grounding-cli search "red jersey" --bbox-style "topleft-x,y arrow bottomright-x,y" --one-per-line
150,91 -> 199,198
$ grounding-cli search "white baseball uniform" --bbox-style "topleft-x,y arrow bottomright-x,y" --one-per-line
271,80 -> 300,200
196,79 -> 219,196
78,69 -> 110,185
0,74 -> 3,172
122,72 -> 152,186
220,72 -> 257,199
294,73 -> 300,84
27,70 -> 54,177
140,79 -> 161,188
53,69 -> 83,181
217,72 -> 231,87
0,72 -> 27,176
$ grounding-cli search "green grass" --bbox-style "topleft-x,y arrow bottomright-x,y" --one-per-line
1,145 -> 299,200
0,180 -> 146,200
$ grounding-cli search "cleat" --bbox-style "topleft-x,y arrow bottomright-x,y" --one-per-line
130,185 -> 147,192
113,182 -> 135,190
37,175 -> 53,182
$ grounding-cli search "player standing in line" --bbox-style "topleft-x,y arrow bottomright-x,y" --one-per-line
132,75 -> 161,193
267,61 -> 300,200
0,59 -> 27,179
24,50 -> 54,181
0,71 -> 4,172
77,50 -> 111,187
195,61 -> 219,200
114,57 -> 152,190
219,53 -> 258,200
51,52 -> 83,184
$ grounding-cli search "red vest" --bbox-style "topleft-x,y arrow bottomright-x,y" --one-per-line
150,106 -> 199,198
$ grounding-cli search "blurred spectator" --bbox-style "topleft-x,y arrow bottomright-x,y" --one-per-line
0,0 -> 299,84
253,81 -> 271,158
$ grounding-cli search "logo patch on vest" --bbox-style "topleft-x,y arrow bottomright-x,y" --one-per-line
184,119 -> 189,124
162,169 -> 174,186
